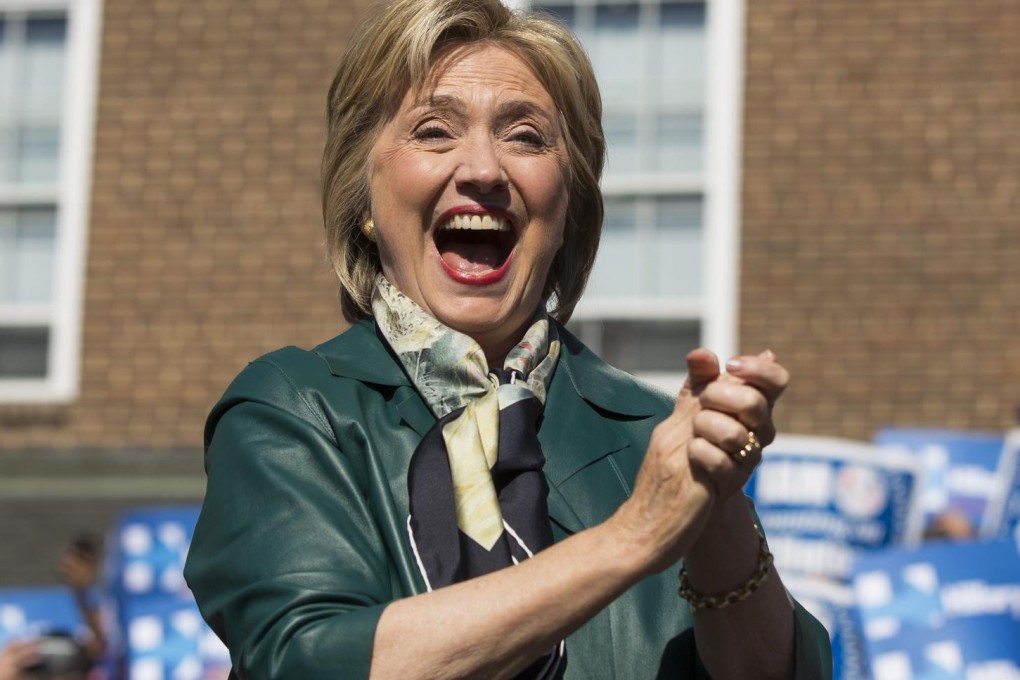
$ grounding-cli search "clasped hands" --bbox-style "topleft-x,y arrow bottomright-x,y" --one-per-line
614,348 -> 789,576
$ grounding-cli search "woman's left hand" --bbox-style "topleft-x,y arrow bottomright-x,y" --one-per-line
683,349 -> 796,680
686,348 -> 788,503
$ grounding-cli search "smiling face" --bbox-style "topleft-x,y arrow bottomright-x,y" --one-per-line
368,42 -> 570,363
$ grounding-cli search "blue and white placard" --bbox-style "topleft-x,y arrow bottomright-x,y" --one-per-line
121,596 -> 231,680
783,576 -> 868,680
865,616 -> 1020,680
852,539 -> 1020,680
106,505 -> 201,601
101,505 -> 230,679
984,429 -> 1020,542
746,435 -> 924,581
874,427 -> 1013,539
0,587 -> 85,649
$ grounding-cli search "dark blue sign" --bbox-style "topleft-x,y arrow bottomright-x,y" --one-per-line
746,435 -> 924,581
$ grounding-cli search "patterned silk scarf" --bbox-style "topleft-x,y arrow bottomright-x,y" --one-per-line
372,274 -> 563,676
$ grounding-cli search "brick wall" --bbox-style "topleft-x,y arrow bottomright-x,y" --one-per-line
4,0 -> 1020,450
742,0 -> 1020,438
0,0 -> 376,448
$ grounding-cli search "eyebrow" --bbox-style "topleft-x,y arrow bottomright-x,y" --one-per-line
412,93 -> 467,114
411,94 -> 558,131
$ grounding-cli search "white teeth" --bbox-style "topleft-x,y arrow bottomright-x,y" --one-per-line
442,214 -> 510,231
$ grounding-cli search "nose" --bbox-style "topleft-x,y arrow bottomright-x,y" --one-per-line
454,131 -> 507,194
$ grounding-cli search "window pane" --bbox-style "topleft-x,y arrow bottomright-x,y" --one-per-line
0,326 -> 48,377
654,196 -> 702,297
657,2 -> 706,173
656,112 -> 702,173
659,3 -> 706,107
16,126 -> 60,182
0,206 -> 57,303
603,113 -> 639,174
593,4 -> 642,104
0,16 -> 10,113
23,16 -> 67,122
567,319 -> 700,374
0,17 -> 13,182
587,197 -> 639,298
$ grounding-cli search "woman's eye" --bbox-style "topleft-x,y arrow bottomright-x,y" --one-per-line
511,128 -> 545,147
413,125 -> 451,141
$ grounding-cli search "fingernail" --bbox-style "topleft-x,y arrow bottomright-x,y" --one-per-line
761,348 -> 776,361
726,358 -> 744,372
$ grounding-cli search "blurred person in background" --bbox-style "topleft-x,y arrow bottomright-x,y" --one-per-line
924,511 -> 977,542
57,534 -> 105,667
184,0 -> 832,677
0,640 -> 39,680
0,635 -> 89,680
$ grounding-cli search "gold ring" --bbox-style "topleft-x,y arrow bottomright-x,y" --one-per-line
737,430 -> 762,460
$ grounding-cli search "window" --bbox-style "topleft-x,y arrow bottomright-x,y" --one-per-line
523,0 -> 743,391
0,0 -> 100,402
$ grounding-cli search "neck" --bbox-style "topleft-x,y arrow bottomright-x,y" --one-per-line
472,308 -> 547,369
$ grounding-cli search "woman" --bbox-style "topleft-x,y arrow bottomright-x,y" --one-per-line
184,0 -> 832,678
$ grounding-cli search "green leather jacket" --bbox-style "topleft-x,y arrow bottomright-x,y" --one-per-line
184,320 -> 832,679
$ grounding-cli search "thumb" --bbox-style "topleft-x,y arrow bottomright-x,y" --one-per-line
674,348 -> 720,413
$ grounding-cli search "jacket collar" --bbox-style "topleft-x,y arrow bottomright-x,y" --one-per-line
313,318 -> 668,534
553,323 -> 673,419
314,319 -> 410,387
314,319 -> 669,416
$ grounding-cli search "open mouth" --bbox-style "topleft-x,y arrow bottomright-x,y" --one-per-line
433,213 -> 518,281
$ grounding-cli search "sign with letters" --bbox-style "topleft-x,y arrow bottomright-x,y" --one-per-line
745,435 -> 924,581
852,539 -> 1020,680
874,427 -> 1015,539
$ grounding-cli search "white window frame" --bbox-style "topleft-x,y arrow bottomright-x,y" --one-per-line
511,0 -> 742,367
0,0 -> 101,402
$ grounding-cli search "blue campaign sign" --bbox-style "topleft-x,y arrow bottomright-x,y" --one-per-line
0,587 -> 85,648
985,429 -> 1020,542
874,427 -> 1014,539
105,505 -> 202,601
784,576 -> 869,680
864,615 -> 1020,680
745,435 -> 924,581
120,596 -> 231,680
852,539 -> 1020,680
100,504 -> 224,679
864,616 -> 1020,680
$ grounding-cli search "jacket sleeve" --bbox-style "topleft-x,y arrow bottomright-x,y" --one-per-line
183,356 -> 391,679
789,598 -> 834,680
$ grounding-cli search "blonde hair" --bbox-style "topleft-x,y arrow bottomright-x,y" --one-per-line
322,0 -> 605,323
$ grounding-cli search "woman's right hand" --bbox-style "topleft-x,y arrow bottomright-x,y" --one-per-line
609,349 -> 723,575
611,346 -> 784,576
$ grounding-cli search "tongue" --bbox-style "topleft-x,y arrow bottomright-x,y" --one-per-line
439,241 -> 503,274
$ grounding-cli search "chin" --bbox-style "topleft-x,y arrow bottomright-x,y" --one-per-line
436,297 -> 537,348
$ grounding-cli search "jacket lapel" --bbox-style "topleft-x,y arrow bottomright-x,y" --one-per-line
538,326 -> 670,534
314,320 -> 437,518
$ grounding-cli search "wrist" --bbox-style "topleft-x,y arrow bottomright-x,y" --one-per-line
678,526 -> 773,613
683,495 -> 761,592
600,504 -> 660,580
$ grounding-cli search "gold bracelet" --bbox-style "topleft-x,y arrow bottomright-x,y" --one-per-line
677,527 -> 774,613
